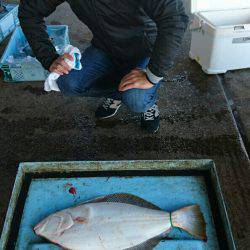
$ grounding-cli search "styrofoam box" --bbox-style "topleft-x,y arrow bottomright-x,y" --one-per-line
189,0 -> 250,74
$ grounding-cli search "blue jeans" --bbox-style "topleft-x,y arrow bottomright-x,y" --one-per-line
57,46 -> 160,113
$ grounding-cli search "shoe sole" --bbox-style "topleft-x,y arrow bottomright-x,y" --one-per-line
143,124 -> 160,134
141,118 -> 160,134
152,125 -> 160,133
96,105 -> 122,120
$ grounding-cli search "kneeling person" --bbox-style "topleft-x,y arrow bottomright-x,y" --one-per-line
18,0 -> 189,133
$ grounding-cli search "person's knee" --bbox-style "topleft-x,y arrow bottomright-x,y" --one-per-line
57,74 -> 83,96
122,89 -> 149,113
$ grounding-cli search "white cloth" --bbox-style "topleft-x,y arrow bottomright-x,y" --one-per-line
44,45 -> 82,92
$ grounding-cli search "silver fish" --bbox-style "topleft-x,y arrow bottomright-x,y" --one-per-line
34,193 -> 206,250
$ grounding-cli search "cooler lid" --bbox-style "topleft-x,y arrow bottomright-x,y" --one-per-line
190,0 -> 250,13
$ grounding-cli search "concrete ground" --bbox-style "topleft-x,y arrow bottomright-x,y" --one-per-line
0,1 -> 250,249
224,70 -> 250,155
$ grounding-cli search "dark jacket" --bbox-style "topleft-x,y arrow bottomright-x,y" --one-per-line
18,0 -> 189,77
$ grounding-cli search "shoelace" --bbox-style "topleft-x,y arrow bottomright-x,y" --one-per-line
144,105 -> 159,121
103,98 -> 114,109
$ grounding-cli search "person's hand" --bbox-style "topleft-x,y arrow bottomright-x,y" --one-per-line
119,69 -> 154,92
49,53 -> 74,75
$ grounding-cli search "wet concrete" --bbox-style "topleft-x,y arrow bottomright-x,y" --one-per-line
223,70 -> 250,156
0,1 -> 250,249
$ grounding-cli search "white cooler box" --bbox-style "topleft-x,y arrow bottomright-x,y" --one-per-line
189,0 -> 250,74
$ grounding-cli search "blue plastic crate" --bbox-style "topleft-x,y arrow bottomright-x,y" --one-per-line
0,160 -> 235,250
0,4 -> 19,43
0,25 -> 70,82
17,176 -> 219,249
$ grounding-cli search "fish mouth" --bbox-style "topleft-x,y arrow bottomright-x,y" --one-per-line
34,223 -> 41,232
34,219 -> 49,234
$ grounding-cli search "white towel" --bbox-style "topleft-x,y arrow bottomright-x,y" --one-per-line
44,45 -> 82,92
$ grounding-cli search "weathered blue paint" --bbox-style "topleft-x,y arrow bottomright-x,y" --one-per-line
17,176 -> 217,249
29,244 -> 61,250
0,160 -> 235,250
30,241 -> 207,250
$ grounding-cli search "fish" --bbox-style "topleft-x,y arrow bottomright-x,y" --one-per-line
34,193 -> 206,250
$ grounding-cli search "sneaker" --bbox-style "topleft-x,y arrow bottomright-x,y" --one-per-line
141,104 -> 160,133
95,98 -> 122,120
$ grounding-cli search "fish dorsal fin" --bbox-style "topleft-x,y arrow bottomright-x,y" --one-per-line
85,193 -> 161,210
125,236 -> 163,250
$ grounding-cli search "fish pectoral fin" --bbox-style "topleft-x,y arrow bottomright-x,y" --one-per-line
83,193 -> 161,210
125,236 -> 162,250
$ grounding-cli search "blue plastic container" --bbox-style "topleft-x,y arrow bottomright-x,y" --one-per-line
0,4 -> 19,42
19,176 -> 217,249
0,160 -> 236,250
0,25 -> 70,82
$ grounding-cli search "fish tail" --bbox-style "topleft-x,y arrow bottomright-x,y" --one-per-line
171,205 -> 207,241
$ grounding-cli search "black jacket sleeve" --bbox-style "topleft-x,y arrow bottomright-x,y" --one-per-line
18,0 -> 65,70
142,0 -> 189,77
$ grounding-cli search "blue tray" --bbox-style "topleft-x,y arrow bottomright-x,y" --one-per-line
0,160 -> 235,250
20,176 -> 217,249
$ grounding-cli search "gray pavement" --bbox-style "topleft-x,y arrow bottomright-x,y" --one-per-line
224,70 -> 250,155
0,1 -> 249,249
